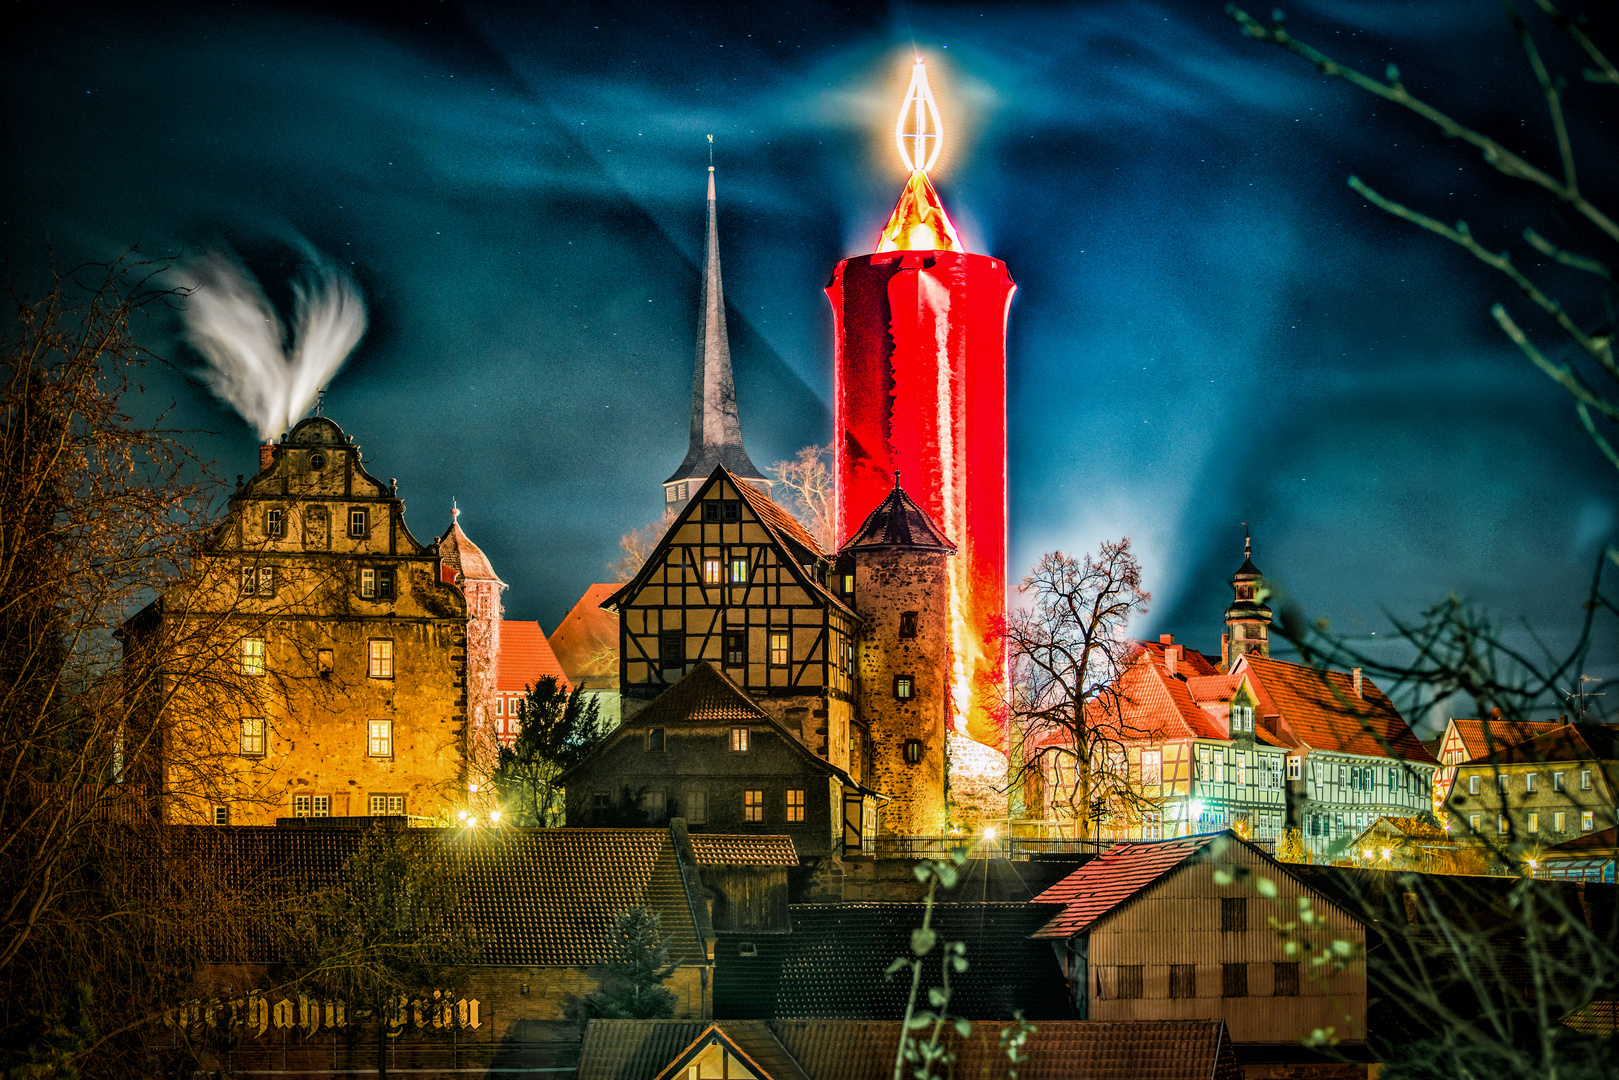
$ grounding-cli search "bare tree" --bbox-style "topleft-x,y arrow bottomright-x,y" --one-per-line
768,443 -> 835,552
1000,541 -> 1152,840
610,509 -> 676,580
0,256 -> 288,1075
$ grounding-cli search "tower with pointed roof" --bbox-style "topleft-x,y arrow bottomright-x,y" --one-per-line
662,165 -> 769,512
1222,531 -> 1272,669
435,503 -> 507,785
839,477 -> 955,835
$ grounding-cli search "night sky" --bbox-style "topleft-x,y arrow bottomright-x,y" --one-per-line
5,1 -> 1615,724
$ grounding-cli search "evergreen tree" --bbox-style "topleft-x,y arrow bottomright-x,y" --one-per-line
586,907 -> 677,1020
490,677 -> 604,827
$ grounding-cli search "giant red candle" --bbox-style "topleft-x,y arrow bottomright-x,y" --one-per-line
829,62 -> 1015,748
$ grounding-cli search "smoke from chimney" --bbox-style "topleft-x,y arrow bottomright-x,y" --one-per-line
178,245 -> 368,442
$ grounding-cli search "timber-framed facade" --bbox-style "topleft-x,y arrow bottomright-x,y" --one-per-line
607,468 -> 864,780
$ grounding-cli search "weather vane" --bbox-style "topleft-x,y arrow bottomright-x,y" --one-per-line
895,58 -> 944,174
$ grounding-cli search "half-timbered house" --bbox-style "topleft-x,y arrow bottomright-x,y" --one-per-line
607,467 -> 864,781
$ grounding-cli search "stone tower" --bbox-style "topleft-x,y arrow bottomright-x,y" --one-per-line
840,478 -> 954,836
662,164 -> 769,512
435,504 -> 506,796
1222,531 -> 1272,670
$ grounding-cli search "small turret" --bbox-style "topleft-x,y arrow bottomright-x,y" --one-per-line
1222,528 -> 1272,670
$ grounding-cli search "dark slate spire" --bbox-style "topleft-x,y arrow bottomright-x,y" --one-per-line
840,473 -> 955,553
1224,526 -> 1272,666
663,162 -> 766,510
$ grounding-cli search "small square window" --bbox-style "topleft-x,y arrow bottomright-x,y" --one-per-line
590,793 -> 611,816
212,805 -> 229,826
377,568 -> 394,599
723,501 -> 740,522
769,632 -> 789,667
703,501 -> 721,522
724,630 -> 745,667
743,789 -> 763,822
894,676 -> 914,701
786,789 -> 805,822
730,727 -> 750,753
1273,962 -> 1300,997
349,508 -> 368,538
704,558 -> 723,584
368,639 -> 393,679
240,638 -> 266,676
1168,965 -> 1196,999
361,568 -> 376,598
729,556 -> 749,584
898,611 -> 918,639
647,727 -> 665,752
266,508 -> 284,538
240,717 -> 266,757
660,630 -> 684,671
368,719 -> 393,758
1221,963 -> 1249,998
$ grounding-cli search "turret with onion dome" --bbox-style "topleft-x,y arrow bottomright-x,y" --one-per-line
1223,530 -> 1273,669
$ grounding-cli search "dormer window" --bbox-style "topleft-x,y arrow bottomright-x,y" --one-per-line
1230,705 -> 1255,735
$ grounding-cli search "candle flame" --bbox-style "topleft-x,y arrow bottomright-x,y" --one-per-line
895,59 -> 944,174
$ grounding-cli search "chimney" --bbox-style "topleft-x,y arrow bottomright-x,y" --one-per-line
1164,644 -> 1181,678
1352,667 -> 1363,698
259,443 -> 275,472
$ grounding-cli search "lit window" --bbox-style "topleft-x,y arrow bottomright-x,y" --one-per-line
1498,814 -> 1508,833
368,639 -> 393,679
1235,757 -> 1247,786
842,574 -> 854,595
240,638 -> 266,676
898,611 -> 918,639
368,719 -> 393,757
1469,814 -> 1481,831
730,727 -> 750,753
704,559 -> 723,584
724,630 -> 745,667
1583,811 -> 1595,832
266,509 -> 284,538
349,508 -> 368,538
1141,750 -> 1163,785
769,632 -> 789,667
240,717 -> 266,757
894,675 -> 914,701
361,568 -> 376,598
369,794 -> 405,816
786,789 -> 805,822
212,805 -> 229,826
1555,811 -> 1566,832
743,790 -> 763,822
730,556 -> 749,584
377,568 -> 394,599
1528,812 -> 1539,833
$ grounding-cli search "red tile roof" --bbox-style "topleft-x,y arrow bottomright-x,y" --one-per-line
435,512 -> 504,584
1031,834 -> 1224,939
498,620 -> 567,694
1238,655 -> 1434,763
550,582 -> 622,689
1103,642 -> 1226,743
1460,723 -> 1619,767
1447,718 -> 1562,761
731,470 -> 827,560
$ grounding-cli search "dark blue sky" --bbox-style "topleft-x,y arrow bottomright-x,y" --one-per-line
4,0 -> 1614,716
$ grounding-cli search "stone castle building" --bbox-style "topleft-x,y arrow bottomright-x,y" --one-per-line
130,415 -> 502,826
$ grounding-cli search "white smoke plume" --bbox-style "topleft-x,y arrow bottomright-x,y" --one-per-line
179,247 -> 368,441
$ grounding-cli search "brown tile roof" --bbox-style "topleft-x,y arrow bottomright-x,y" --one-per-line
498,620 -> 568,693
838,481 -> 954,553
578,1020 -> 810,1080
1461,723 -> 1619,767
1546,826 -> 1619,854
730,468 -> 827,560
1031,834 -> 1224,939
435,511 -> 504,584
551,582 -> 622,689
197,826 -> 703,966
689,834 -> 799,866
1238,655 -> 1434,763
1357,816 -> 1449,842
772,1019 -> 1241,1080
1448,718 -> 1563,761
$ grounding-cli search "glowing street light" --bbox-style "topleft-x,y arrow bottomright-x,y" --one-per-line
983,825 -> 998,841
490,810 -> 502,825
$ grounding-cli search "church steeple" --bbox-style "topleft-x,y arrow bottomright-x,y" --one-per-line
1222,527 -> 1272,670
663,159 -> 768,511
